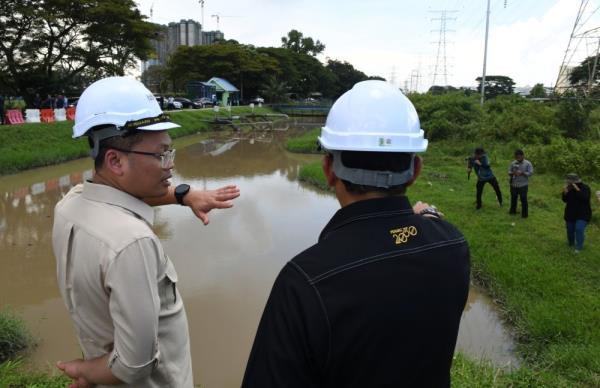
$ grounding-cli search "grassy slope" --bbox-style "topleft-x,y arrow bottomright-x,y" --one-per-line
0,107 -> 274,175
0,359 -> 69,387
293,138 -> 599,386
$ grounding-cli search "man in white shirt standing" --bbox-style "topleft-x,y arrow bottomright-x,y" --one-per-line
53,76 -> 239,387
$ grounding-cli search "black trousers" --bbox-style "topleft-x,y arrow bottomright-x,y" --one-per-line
476,177 -> 502,208
510,185 -> 528,218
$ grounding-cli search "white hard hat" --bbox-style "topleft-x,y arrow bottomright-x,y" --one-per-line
73,76 -> 179,138
318,80 -> 427,152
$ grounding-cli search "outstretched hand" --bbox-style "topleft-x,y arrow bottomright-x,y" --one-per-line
184,185 -> 240,225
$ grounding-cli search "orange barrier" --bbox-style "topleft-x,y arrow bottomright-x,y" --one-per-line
66,106 -> 76,121
40,108 -> 55,123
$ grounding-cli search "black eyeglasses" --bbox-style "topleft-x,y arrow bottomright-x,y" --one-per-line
112,147 -> 176,168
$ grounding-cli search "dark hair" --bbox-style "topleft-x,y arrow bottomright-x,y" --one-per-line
474,147 -> 485,155
336,151 -> 413,195
89,127 -> 146,170
514,149 -> 524,156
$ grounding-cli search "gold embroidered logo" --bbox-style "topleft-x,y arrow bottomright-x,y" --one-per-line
390,226 -> 417,245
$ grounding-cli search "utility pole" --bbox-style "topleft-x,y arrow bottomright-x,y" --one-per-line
480,0 -> 491,106
430,10 -> 457,87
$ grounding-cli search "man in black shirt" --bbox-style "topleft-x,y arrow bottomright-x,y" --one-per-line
562,173 -> 592,253
243,81 -> 470,387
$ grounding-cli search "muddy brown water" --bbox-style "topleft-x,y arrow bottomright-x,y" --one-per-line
0,128 -> 518,386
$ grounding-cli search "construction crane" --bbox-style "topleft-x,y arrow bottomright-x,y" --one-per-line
199,0 -> 205,29
211,13 -> 238,31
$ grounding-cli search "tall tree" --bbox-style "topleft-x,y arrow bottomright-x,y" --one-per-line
167,43 -> 279,100
568,55 -> 600,86
326,59 -> 368,98
0,0 -> 159,100
476,75 -> 515,99
529,83 -> 547,98
281,29 -> 325,56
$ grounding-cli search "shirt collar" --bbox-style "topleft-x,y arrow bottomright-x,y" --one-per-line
319,196 -> 414,241
82,181 -> 155,226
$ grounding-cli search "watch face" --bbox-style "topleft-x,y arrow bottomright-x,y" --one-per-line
176,184 -> 190,195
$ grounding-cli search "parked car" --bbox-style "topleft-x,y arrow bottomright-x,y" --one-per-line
250,96 -> 264,104
174,97 -> 202,109
193,97 -> 216,108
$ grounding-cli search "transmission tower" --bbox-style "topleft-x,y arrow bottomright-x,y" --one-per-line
430,10 -> 457,87
410,69 -> 422,93
390,66 -> 397,86
555,0 -> 600,94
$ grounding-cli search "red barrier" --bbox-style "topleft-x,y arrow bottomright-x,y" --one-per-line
66,106 -> 76,121
5,109 -> 25,124
40,108 -> 55,123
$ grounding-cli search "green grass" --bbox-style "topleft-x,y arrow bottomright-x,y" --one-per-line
293,138 -> 600,386
0,309 -> 30,364
0,359 -> 69,387
0,106 -> 275,175
285,127 -> 321,153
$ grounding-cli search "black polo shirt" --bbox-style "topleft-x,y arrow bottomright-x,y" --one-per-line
243,196 -> 470,388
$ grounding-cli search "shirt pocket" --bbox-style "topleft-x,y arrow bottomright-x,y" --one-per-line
159,256 -> 179,310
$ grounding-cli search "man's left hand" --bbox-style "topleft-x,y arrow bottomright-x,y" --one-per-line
184,185 -> 240,225
57,360 -> 92,388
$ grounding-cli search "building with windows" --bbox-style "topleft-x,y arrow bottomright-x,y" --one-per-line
141,19 -> 224,72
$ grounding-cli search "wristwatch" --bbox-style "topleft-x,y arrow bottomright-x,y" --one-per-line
419,206 -> 443,219
174,183 -> 191,206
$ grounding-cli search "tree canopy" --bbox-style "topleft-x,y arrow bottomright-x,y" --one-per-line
281,29 -> 325,56
476,75 -> 515,99
0,0 -> 159,100
529,83 -> 547,98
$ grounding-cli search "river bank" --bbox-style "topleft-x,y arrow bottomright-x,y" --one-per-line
289,134 -> 599,386
0,106 -> 275,175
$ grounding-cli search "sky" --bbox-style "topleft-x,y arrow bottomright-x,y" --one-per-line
134,0 -> 600,92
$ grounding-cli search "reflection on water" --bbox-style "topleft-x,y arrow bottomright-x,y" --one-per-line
0,130 -> 518,387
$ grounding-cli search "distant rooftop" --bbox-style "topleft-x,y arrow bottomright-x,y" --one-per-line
208,77 -> 239,92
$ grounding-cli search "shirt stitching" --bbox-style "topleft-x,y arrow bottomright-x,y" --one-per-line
308,237 -> 466,284
288,261 -> 333,372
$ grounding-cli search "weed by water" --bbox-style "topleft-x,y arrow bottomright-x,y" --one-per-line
285,127 -> 321,153
0,308 -> 30,364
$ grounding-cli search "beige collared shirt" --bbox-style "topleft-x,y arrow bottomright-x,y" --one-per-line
53,182 -> 193,387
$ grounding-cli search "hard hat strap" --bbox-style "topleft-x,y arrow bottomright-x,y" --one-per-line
88,125 -> 125,159
330,151 -> 415,188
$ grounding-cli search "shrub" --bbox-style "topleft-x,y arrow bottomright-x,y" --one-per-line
0,308 -> 30,363
528,138 -> 600,177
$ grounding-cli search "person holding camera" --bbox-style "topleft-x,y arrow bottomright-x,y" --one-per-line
562,173 -> 592,253
467,147 -> 502,210
508,149 -> 533,218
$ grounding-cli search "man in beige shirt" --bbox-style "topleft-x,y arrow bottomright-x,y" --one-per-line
53,76 -> 239,387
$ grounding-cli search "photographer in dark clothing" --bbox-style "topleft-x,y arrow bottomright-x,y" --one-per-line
467,147 -> 502,209
243,81 -> 470,388
562,173 -> 592,253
